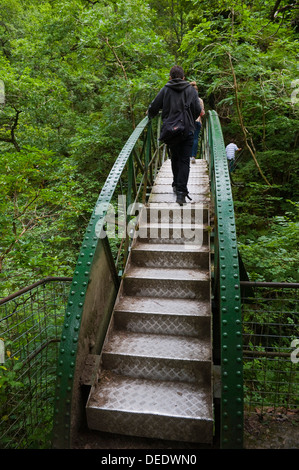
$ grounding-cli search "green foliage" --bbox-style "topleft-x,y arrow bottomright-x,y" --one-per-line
238,213 -> 299,282
0,0 -> 298,449
0,0 -> 173,295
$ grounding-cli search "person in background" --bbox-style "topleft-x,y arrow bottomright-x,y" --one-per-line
147,66 -> 201,205
190,81 -> 205,164
225,141 -> 241,172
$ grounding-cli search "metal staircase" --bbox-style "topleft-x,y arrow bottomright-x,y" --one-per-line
86,158 -> 213,444
52,111 -> 244,450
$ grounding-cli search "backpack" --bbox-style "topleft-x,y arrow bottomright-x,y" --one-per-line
159,90 -> 192,145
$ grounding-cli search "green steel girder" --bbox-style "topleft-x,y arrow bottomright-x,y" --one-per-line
205,111 -> 244,448
52,117 -> 150,449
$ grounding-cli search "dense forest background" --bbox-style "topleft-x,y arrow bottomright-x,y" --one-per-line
0,0 -> 298,296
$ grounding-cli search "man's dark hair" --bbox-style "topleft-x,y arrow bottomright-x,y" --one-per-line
170,65 -> 185,79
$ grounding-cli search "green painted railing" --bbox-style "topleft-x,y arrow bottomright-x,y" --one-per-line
202,110 -> 243,448
51,116 -> 165,448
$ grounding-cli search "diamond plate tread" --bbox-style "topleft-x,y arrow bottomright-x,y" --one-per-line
125,266 -> 209,281
114,296 -> 210,317
103,331 -> 211,362
149,193 -> 210,204
152,184 -> 209,195
157,167 -> 208,173
136,223 -> 209,245
156,167 -> 209,174
124,279 -> 210,300
146,202 -> 209,208
114,309 -> 210,338
87,372 -> 213,419
131,243 -> 209,269
102,354 -> 211,384
144,203 -> 209,223
133,242 -> 209,253
154,179 -> 209,187
102,331 -> 211,384
155,172 -> 209,179
153,176 -> 209,184
86,373 -> 213,443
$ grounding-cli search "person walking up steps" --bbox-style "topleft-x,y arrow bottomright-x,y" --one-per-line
147,66 -> 201,205
190,81 -> 205,164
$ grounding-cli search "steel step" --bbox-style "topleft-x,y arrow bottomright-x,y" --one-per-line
141,203 -> 209,224
123,266 -> 210,299
114,296 -> 210,337
86,372 -> 213,443
149,193 -> 210,204
152,184 -> 209,194
136,223 -> 209,245
131,242 -> 209,269
102,331 -> 211,384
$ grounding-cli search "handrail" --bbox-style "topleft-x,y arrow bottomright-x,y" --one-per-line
240,281 -> 299,288
0,276 -> 72,305
52,115 -> 163,449
202,110 -> 244,449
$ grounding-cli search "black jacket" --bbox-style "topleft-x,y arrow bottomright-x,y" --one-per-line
147,78 -> 201,134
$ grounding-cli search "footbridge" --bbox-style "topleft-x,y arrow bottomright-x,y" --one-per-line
3,111 -> 296,450
51,110 -> 244,449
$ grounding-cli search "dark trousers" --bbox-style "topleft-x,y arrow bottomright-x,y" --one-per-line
192,121 -> 202,158
169,133 -> 193,193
